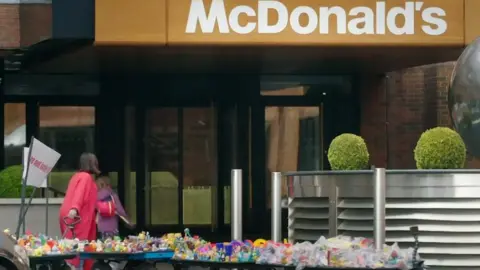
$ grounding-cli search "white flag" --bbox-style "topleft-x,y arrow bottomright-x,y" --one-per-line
23,138 -> 61,188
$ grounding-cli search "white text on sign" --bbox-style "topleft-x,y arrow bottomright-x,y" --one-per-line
186,0 -> 447,36
29,156 -> 53,174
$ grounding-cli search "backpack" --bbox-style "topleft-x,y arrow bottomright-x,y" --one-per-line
96,195 -> 116,217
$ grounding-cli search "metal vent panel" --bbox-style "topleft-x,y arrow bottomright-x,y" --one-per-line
288,197 -> 329,243
287,172 -> 480,269
289,208 -> 329,219
337,198 -> 480,268
289,219 -> 329,230
338,198 -> 372,237
386,199 -> 480,268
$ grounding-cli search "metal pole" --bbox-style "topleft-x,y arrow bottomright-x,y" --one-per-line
45,174 -> 50,235
271,172 -> 282,243
231,169 -> 242,241
19,187 -> 37,234
328,177 -> 338,238
374,168 -> 386,251
17,142 -> 32,237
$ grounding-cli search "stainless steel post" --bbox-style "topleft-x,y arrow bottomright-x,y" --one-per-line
45,174 -> 50,235
287,176 -> 296,243
271,172 -> 282,243
374,168 -> 386,250
328,177 -> 339,238
231,169 -> 243,241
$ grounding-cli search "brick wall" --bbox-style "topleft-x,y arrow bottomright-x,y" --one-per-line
19,4 -> 52,47
361,62 -> 480,169
0,3 -> 51,49
0,5 -> 20,48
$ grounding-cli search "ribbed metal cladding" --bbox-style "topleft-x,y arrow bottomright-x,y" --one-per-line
286,170 -> 480,270
288,197 -> 330,243
338,198 -> 374,238
387,198 -> 480,270
337,198 -> 480,270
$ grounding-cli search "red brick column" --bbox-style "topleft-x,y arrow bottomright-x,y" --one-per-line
360,68 -> 427,169
386,67 -> 426,169
19,4 -> 52,47
359,63 -> 476,169
359,75 -> 387,168
0,3 -> 51,49
0,5 -> 20,48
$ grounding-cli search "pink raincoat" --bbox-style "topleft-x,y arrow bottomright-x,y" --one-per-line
59,172 -> 98,270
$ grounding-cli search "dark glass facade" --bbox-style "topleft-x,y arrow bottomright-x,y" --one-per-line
1,74 -> 358,239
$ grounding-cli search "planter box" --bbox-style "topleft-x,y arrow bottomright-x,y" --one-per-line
286,170 -> 480,270
0,198 -> 63,237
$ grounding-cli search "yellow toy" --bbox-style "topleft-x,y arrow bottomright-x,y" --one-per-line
253,239 -> 266,247
33,248 -> 43,257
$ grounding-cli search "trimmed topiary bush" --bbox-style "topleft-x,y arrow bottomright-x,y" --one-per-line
414,127 -> 466,169
328,133 -> 370,170
0,165 -> 34,198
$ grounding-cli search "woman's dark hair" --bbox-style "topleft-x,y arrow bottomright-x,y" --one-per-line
78,152 -> 100,175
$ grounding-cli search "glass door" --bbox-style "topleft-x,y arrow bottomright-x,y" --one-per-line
145,106 -> 217,232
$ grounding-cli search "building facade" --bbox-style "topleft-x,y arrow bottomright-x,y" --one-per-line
1,0 -> 478,238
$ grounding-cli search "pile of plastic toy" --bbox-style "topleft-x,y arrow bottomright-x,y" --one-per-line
6,229 -> 79,256
173,232 -> 419,270
172,233 -> 265,263
7,226 -> 419,269
6,229 -> 172,256
79,232 -> 169,253
255,236 -> 418,270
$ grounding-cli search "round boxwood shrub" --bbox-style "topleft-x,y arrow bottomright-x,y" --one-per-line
0,165 -> 33,198
328,133 -> 370,170
414,127 -> 466,169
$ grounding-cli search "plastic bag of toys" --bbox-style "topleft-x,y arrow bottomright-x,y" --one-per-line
292,241 -> 328,270
329,248 -> 372,268
256,242 -> 285,265
382,243 -> 419,270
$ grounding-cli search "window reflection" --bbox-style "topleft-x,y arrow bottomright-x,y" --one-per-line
125,106 -> 137,224
146,107 -> 218,226
4,103 -> 26,167
266,106 -> 322,171
265,105 -> 323,207
39,106 -> 95,197
183,108 -> 216,225
108,107 -> 137,224
261,76 -> 351,96
147,108 -> 179,225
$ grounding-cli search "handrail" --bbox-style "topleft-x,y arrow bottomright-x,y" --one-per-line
283,169 -> 480,177
47,187 -> 65,197
387,169 -> 480,174
282,170 -> 373,176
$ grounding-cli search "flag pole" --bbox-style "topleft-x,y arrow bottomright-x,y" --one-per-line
16,137 -> 34,237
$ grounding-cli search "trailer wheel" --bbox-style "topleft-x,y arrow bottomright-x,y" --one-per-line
0,257 -> 17,270
38,265 -> 49,270
92,260 -> 113,270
